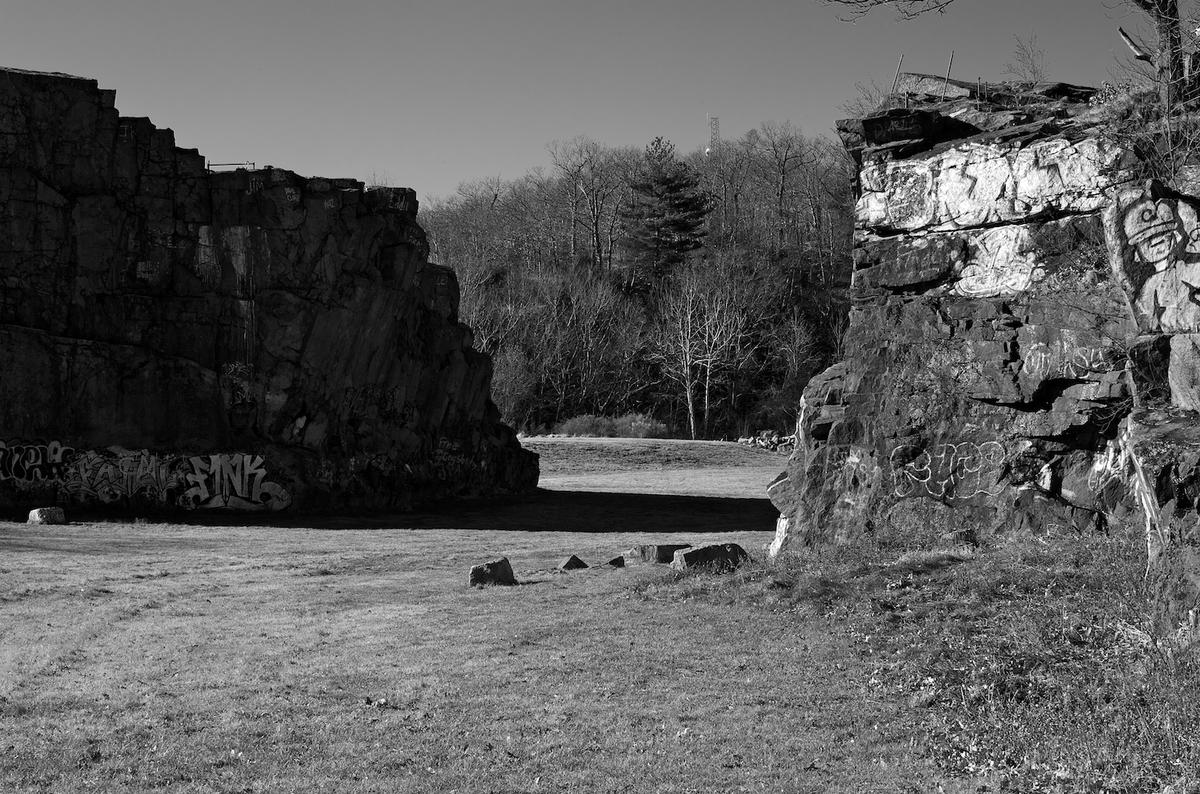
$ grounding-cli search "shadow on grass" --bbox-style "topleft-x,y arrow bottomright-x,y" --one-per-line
1,488 -> 778,536
375,489 -> 777,533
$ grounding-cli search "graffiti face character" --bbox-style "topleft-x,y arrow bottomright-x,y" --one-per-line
1177,200 -> 1200,255
1124,198 -> 1180,269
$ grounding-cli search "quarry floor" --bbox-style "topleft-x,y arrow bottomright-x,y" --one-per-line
0,438 -> 960,793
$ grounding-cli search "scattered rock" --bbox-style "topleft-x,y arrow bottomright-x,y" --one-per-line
736,431 -> 795,453
27,507 -> 66,525
469,557 -> 517,586
670,543 -> 749,572
559,555 -> 588,571
625,544 -> 692,564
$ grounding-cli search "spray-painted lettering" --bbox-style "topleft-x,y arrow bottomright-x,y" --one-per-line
889,440 -> 1005,500
0,441 -> 291,512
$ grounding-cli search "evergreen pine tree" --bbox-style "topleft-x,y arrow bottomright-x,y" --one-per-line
619,137 -> 711,290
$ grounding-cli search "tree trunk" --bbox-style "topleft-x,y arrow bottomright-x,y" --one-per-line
702,362 -> 712,438
684,369 -> 698,440
1158,0 -> 1184,107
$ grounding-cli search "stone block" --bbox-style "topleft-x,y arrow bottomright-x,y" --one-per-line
27,507 -> 66,524
469,557 -> 517,587
559,555 -> 588,571
671,543 -> 749,572
624,544 -> 691,564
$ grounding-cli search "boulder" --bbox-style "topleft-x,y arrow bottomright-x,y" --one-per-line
469,557 -> 517,587
624,544 -> 691,564
671,543 -> 749,572
27,507 -> 67,525
559,555 -> 588,571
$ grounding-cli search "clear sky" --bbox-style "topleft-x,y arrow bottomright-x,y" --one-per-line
0,0 -> 1158,201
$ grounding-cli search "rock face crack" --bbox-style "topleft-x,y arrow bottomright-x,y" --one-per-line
0,67 -> 537,515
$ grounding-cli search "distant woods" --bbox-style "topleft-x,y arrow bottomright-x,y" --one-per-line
421,124 -> 854,438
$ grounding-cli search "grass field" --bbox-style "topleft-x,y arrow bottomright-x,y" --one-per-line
0,438 -> 954,793
8,438 -> 1184,792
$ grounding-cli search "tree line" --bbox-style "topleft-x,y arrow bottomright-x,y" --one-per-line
421,122 -> 855,439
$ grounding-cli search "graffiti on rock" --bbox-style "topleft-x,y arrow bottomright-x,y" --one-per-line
1113,185 -> 1200,333
182,453 -> 291,511
952,226 -> 1041,298
1087,439 -> 1128,496
1021,342 -> 1110,381
60,449 -> 183,504
0,440 -> 73,483
0,440 -> 291,511
799,438 -> 1006,503
889,441 -> 1005,500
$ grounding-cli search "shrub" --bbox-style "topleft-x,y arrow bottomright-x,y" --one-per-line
555,413 -> 669,438
556,414 -> 616,437
610,413 -> 668,438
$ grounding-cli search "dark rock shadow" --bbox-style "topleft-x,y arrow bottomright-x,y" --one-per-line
10,488 -> 778,533
306,489 -> 778,532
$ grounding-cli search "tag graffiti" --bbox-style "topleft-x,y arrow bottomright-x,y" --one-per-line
182,453 -> 292,511
0,440 -> 73,483
0,440 -> 291,512
890,441 -> 1005,500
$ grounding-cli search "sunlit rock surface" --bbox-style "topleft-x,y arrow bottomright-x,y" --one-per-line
769,75 -> 1150,552
0,67 -> 536,514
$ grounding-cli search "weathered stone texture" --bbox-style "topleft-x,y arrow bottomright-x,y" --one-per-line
670,543 -> 749,572
0,68 -> 536,514
770,76 -> 1144,552
469,557 -> 517,587
624,544 -> 692,564
27,506 -> 66,525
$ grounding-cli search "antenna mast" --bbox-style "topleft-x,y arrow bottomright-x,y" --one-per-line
707,115 -> 720,157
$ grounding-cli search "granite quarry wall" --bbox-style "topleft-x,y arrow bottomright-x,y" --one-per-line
0,67 -> 537,515
765,74 -> 1200,554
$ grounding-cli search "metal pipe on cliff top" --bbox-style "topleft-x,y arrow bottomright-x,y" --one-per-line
941,50 -> 955,101
891,53 -> 904,93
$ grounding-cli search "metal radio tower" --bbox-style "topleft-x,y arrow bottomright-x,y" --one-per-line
706,115 -> 720,157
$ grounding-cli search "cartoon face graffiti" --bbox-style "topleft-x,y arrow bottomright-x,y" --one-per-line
1177,200 -> 1200,256
1123,198 -> 1180,269
1114,184 -> 1200,333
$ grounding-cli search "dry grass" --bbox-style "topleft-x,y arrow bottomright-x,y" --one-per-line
0,522 -> 951,793
521,437 -> 785,477
524,436 -> 785,499
704,532 -> 1200,793
11,436 -> 1178,792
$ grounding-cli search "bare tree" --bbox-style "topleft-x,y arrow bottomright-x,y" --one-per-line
1124,0 -> 1186,107
1004,34 -> 1047,82
822,0 -> 956,19
825,0 -> 1189,108
549,138 -> 636,271
748,121 -> 814,255
838,80 -> 890,118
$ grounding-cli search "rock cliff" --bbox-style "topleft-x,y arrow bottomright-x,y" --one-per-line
768,75 -> 1154,552
0,67 -> 537,514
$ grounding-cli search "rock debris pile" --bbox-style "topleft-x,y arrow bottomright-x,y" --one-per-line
470,542 -> 750,585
